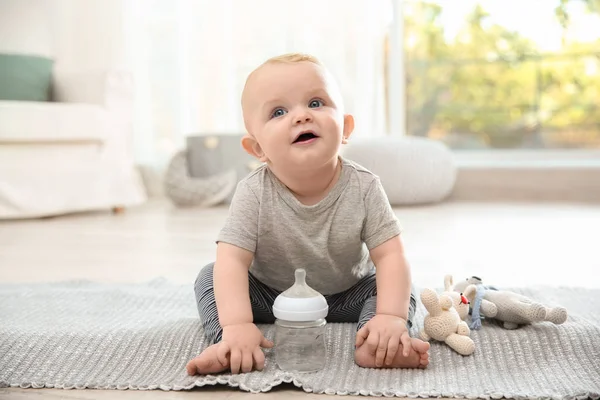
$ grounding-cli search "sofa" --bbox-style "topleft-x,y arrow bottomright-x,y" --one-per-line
0,69 -> 147,219
0,0 -> 147,219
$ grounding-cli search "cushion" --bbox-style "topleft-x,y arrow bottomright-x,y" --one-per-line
341,136 -> 456,205
0,101 -> 106,143
0,54 -> 53,101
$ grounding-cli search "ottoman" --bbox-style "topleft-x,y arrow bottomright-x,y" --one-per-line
341,136 -> 456,205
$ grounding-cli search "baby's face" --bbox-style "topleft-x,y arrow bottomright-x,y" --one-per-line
242,61 -> 350,170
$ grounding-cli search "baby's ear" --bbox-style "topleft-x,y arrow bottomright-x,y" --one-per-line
241,134 -> 267,162
343,114 -> 354,142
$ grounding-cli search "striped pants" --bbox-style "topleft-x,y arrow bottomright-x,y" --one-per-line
195,263 -> 417,343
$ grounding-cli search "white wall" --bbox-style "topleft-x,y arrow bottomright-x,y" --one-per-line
0,0 -> 52,56
49,0 -> 129,70
0,0 -> 129,70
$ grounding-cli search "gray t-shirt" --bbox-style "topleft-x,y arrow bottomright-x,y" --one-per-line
217,157 -> 401,295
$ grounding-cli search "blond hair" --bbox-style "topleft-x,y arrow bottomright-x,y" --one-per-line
262,52 -> 322,66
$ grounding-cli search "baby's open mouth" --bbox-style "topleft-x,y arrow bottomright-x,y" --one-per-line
293,132 -> 318,143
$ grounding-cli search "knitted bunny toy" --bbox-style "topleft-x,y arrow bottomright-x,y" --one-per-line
453,276 -> 568,330
419,288 -> 475,356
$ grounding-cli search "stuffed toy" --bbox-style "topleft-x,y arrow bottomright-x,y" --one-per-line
419,288 -> 475,356
443,275 -> 482,321
453,276 -> 568,330
445,275 -> 498,329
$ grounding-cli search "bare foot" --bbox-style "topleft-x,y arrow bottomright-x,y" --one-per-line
412,338 -> 430,368
186,343 -> 229,375
355,338 -> 430,369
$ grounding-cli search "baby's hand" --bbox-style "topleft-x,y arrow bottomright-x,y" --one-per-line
355,314 -> 411,367
219,323 -> 273,374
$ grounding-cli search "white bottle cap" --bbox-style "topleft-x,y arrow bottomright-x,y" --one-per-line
272,269 -> 328,322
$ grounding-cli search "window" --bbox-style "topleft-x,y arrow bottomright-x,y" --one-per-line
400,0 -> 600,150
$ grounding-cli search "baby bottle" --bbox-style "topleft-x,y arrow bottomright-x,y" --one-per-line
272,268 -> 328,373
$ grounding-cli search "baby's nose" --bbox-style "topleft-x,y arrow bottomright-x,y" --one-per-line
295,114 -> 312,124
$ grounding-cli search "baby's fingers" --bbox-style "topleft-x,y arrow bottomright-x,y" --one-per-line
253,347 -> 266,371
400,331 -> 412,357
241,351 -> 253,373
260,337 -> 274,349
365,330 -> 380,356
230,348 -> 242,374
216,342 -> 230,366
355,326 -> 369,348
374,334 -> 388,367
385,335 -> 400,366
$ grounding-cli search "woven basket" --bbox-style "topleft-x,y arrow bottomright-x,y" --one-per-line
164,150 -> 238,207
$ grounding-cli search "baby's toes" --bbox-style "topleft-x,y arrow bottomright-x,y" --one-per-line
410,337 -> 430,355
419,352 -> 429,369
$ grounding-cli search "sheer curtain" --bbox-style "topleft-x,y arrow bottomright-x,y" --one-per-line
125,0 -> 393,169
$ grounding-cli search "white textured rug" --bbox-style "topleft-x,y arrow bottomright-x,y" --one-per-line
1,279 -> 599,399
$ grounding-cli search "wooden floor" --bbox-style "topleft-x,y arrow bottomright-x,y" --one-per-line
1,199 -> 599,399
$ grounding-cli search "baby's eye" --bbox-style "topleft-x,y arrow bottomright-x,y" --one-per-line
270,108 -> 287,119
309,99 -> 323,108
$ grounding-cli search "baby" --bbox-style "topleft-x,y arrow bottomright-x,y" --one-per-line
186,53 -> 430,375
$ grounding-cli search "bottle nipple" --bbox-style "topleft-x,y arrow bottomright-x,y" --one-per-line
272,268 -> 328,321
281,268 -> 321,299
295,269 -> 306,285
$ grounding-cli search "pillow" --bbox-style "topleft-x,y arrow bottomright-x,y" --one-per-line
342,136 -> 456,205
0,53 -> 53,101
